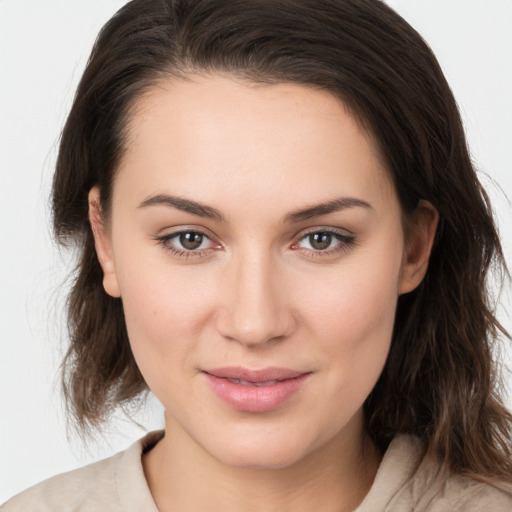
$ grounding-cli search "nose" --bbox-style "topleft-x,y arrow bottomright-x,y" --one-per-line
215,249 -> 296,348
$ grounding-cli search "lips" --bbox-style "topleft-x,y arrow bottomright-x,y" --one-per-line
202,367 -> 311,412
225,378 -> 280,387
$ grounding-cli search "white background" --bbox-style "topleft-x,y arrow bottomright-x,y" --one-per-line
1,0 -> 511,503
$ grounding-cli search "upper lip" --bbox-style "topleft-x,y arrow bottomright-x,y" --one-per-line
203,367 -> 308,382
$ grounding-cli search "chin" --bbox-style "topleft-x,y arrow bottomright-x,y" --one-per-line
197,424 -> 319,471
213,443 -> 310,471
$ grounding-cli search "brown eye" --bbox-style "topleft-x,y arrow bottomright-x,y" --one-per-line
157,229 -> 221,258
179,232 -> 204,250
308,232 -> 333,250
293,229 -> 356,255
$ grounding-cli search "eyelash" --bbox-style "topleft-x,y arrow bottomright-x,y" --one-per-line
154,228 -> 356,260
291,229 -> 356,258
155,230 -> 220,260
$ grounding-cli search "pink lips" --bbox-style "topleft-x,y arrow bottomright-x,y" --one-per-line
202,367 -> 310,413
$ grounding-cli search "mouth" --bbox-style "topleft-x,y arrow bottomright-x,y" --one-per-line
223,378 -> 281,387
202,367 -> 311,413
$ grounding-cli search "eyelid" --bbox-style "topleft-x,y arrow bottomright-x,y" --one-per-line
155,225 -> 220,243
290,226 -> 356,256
153,225 -> 356,260
153,226 -> 222,259
294,225 -> 354,238
291,225 -> 355,245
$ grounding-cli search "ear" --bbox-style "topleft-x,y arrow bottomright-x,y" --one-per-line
88,187 -> 121,298
399,200 -> 439,295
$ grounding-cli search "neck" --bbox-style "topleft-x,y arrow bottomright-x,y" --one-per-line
143,411 -> 381,512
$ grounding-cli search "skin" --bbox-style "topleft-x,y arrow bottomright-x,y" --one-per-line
89,75 -> 438,512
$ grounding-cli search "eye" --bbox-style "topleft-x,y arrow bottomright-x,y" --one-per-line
155,229 -> 221,258
176,232 -> 208,250
292,229 -> 355,255
302,232 -> 336,251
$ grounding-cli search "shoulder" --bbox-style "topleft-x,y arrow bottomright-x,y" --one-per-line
357,435 -> 512,512
433,475 -> 512,511
412,462 -> 512,512
1,454 -> 120,512
407,438 -> 512,511
1,431 -> 163,512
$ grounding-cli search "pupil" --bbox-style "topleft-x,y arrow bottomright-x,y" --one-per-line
310,232 -> 332,250
180,232 -> 203,250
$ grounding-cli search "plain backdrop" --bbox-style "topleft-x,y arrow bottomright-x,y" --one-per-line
1,0 -> 511,503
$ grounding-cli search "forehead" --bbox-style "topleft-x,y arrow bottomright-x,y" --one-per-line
115,74 -> 397,215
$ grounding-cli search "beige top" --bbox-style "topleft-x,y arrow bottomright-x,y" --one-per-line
2,431 -> 511,511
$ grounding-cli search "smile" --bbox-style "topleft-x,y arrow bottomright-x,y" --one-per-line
202,367 -> 311,413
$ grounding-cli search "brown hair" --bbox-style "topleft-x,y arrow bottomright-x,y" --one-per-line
53,0 -> 512,488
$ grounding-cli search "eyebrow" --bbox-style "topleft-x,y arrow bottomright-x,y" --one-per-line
138,194 -> 373,223
138,194 -> 225,221
284,197 -> 373,223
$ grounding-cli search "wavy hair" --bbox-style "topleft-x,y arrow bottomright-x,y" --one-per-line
52,0 -> 512,489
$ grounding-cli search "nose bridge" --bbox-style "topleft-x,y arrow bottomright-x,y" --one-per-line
217,245 -> 292,346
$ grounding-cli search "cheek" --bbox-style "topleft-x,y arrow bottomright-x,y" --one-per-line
298,244 -> 402,391
302,251 -> 401,340
299,261 -> 400,433
113,253 -> 216,392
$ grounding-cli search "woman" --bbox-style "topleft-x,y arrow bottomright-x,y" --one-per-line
2,0 -> 511,510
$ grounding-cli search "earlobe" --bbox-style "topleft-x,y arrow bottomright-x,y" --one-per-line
399,200 -> 439,295
88,187 -> 121,298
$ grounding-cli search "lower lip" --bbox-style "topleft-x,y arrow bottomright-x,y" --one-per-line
203,373 -> 310,413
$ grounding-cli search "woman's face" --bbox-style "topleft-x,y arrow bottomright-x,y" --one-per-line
91,75 -> 434,469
